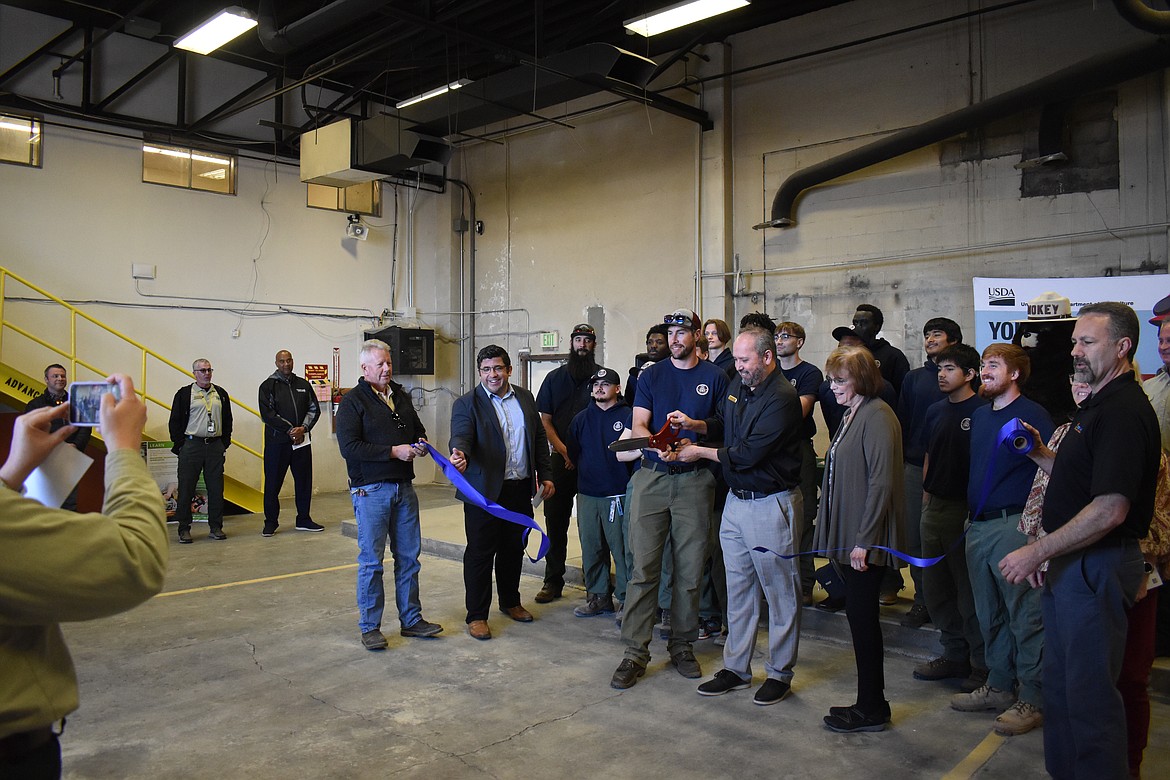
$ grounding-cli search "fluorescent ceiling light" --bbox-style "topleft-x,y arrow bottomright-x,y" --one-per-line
174,7 -> 258,55
624,0 -> 750,37
395,79 -> 472,110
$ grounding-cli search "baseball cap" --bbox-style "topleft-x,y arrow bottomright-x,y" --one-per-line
831,325 -> 857,342
663,309 -> 700,330
589,367 -> 620,385
571,323 -> 597,340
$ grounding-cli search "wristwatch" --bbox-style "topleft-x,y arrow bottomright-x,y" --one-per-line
1145,562 -> 1155,574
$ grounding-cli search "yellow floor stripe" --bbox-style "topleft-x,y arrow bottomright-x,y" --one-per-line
941,731 -> 1006,780
154,563 -> 358,598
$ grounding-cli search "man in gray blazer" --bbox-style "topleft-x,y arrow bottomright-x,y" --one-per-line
449,345 -> 555,640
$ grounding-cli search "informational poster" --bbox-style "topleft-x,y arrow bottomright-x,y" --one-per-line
972,276 -> 1169,375
140,440 -> 207,523
304,363 -> 331,403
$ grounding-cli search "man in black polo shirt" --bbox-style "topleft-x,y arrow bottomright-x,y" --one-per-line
670,326 -> 804,705
1001,302 -> 1159,779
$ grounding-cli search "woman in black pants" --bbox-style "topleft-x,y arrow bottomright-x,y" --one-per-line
814,346 -> 906,732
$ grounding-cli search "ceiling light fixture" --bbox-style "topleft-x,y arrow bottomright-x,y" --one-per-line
623,0 -> 750,37
174,6 -> 258,55
395,79 -> 472,110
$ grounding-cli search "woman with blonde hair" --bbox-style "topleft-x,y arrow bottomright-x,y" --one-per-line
815,346 -> 905,732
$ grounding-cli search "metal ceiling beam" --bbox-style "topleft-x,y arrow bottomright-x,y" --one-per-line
0,25 -> 79,88
51,0 -> 155,80
186,71 -> 279,131
94,50 -> 176,111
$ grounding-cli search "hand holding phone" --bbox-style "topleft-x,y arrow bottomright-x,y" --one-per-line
68,381 -> 122,426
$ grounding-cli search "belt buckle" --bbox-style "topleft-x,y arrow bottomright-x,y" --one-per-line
668,464 -> 684,475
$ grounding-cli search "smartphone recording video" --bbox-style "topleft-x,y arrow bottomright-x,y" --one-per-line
68,381 -> 121,427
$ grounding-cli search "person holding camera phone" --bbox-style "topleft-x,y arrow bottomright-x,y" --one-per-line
168,358 -> 233,544
1,374 -> 167,778
24,364 -> 92,511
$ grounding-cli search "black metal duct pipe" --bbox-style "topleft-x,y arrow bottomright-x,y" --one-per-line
755,38 -> 1170,229
257,0 -> 390,56
1113,0 -> 1170,34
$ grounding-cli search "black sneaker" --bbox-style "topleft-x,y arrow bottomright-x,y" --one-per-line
611,659 -> 645,689
697,616 -> 721,640
295,520 -> 325,532
697,669 -> 750,696
261,523 -> 277,537
753,678 -> 791,706
824,705 -> 889,733
178,528 -> 192,544
900,603 -> 931,629
401,619 -> 443,638
208,528 -> 227,541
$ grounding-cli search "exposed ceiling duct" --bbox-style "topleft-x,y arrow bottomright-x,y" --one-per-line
394,42 -> 685,138
1112,0 -> 1170,34
755,38 -> 1170,229
257,0 -> 390,56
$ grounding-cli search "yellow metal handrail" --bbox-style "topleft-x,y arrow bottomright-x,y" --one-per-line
0,266 -> 262,461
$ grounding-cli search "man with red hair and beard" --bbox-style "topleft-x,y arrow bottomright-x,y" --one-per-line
535,323 -> 600,604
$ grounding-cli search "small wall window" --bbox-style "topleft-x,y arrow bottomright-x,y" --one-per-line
0,113 -> 42,168
307,180 -> 382,217
143,142 -> 236,194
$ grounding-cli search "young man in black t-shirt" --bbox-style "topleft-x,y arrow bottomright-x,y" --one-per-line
914,344 -> 988,689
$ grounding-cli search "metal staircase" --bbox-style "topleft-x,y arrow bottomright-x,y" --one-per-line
0,266 -> 263,513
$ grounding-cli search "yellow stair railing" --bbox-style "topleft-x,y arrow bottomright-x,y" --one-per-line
0,266 -> 263,512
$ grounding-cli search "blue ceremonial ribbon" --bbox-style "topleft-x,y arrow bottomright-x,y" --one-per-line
752,417 -> 1035,567
424,442 -> 550,562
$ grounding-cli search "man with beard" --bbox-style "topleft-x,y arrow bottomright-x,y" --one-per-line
671,327 -> 805,705
535,323 -> 599,603
775,322 -> 823,604
25,364 -> 92,511
610,309 -> 728,689
625,324 -> 669,406
851,304 -> 911,395
950,344 -> 1051,737
895,318 -> 963,626
1001,303 -> 1159,777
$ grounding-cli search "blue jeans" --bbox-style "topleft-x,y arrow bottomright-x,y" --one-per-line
353,480 -> 423,633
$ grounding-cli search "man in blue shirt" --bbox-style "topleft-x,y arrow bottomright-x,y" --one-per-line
950,344 -> 1052,737
611,309 -> 729,689
566,367 -> 638,618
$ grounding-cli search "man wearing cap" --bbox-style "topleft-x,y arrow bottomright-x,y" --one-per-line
895,318 -> 963,627
847,304 -> 911,395
611,309 -> 729,689
566,367 -> 638,618
670,326 -> 805,705
1000,303 -> 1159,776
535,323 -> 599,604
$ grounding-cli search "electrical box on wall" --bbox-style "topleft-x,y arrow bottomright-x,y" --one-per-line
364,325 -> 435,375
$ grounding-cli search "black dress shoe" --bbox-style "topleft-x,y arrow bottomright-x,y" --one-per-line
815,596 -> 845,613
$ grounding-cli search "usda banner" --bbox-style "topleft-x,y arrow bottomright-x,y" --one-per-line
973,276 -> 1169,376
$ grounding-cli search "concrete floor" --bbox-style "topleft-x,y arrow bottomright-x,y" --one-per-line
58,487 -> 1170,779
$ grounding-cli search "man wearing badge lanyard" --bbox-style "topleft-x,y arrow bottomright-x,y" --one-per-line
169,358 -> 233,543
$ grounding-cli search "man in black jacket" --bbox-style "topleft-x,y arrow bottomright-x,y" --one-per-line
449,345 -> 554,641
25,363 -> 92,511
168,358 -> 233,543
336,339 -> 442,651
258,350 -> 322,536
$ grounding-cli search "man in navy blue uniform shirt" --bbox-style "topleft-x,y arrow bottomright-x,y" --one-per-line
566,367 -> 638,618
611,309 -> 729,689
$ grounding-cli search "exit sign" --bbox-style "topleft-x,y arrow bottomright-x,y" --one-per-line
540,331 -> 558,349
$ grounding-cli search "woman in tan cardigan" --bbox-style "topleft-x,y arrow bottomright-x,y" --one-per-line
814,346 -> 905,732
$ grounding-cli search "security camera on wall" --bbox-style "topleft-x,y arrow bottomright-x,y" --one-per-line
345,213 -> 368,241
